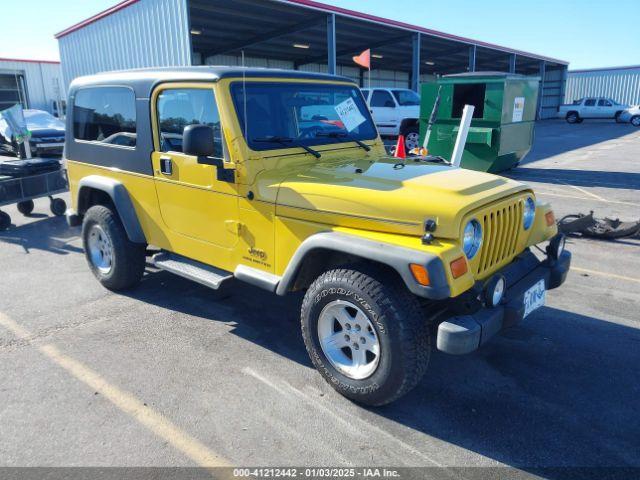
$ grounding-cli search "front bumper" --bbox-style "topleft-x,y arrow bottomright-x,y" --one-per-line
436,245 -> 571,355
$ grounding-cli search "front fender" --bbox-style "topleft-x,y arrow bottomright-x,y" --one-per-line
275,231 -> 451,299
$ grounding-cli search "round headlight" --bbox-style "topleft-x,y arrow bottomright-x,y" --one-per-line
523,197 -> 536,230
463,219 -> 482,259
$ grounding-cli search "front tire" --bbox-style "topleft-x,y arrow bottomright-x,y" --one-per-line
403,126 -> 420,152
631,115 -> 640,127
614,111 -> 623,123
82,205 -> 146,291
301,267 -> 430,406
17,200 -> 34,216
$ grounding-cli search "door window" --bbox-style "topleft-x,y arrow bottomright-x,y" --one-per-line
156,88 -> 223,157
597,99 -> 612,107
370,90 -> 395,108
584,99 -> 596,106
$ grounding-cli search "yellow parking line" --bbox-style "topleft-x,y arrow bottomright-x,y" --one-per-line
573,267 -> 640,284
0,312 -> 230,468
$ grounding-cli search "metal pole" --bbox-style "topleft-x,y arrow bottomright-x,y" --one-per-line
537,60 -> 546,120
411,32 -> 421,92
468,45 -> 476,72
509,54 -> 516,73
451,105 -> 475,167
327,13 -> 336,75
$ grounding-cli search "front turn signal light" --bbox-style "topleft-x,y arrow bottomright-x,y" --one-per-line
545,211 -> 556,227
409,264 -> 430,286
450,256 -> 468,279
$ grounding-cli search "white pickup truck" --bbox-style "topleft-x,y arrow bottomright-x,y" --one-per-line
558,97 -> 628,124
361,88 -> 421,150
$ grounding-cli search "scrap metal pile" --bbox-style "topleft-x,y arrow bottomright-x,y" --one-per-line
558,211 -> 640,240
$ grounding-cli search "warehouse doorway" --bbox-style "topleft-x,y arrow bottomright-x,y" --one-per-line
0,72 -> 28,111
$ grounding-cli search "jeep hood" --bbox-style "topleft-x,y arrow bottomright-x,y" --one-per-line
273,157 -> 531,239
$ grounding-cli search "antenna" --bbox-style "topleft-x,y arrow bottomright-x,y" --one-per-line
241,50 -> 248,141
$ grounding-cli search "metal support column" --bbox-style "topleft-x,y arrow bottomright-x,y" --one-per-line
327,13 -> 336,75
468,45 -> 476,72
537,60 -> 546,120
509,54 -> 516,73
411,32 -> 421,92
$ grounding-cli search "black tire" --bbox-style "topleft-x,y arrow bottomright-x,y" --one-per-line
576,118 -> 584,123
301,266 -> 430,406
614,111 -> 623,123
402,125 -> 420,152
17,200 -> 35,216
631,115 -> 640,127
82,205 -> 146,291
0,211 -> 10,231
566,112 -> 580,124
50,198 -> 67,217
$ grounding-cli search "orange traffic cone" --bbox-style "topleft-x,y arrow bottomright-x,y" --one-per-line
394,135 -> 406,159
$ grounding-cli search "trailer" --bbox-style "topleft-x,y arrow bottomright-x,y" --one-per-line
0,158 -> 68,230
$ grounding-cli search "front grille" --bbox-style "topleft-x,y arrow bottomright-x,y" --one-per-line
476,199 -> 524,277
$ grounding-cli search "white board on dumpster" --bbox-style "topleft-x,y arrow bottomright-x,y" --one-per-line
335,97 -> 366,132
512,97 -> 525,122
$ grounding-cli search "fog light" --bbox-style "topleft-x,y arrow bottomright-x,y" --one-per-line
547,234 -> 566,262
450,256 -> 468,279
484,275 -> 506,307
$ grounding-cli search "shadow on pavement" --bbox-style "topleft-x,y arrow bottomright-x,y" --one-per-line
0,216 -> 82,255
525,120 -> 638,165
505,167 -> 640,191
127,270 -> 640,478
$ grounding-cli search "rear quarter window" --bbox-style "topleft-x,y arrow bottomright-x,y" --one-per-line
73,87 -> 137,147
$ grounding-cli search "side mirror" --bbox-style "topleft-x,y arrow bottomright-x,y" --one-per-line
183,124 -> 215,157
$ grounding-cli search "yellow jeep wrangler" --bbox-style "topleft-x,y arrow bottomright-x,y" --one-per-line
65,67 -> 570,405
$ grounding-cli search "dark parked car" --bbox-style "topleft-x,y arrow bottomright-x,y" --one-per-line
0,109 -> 65,158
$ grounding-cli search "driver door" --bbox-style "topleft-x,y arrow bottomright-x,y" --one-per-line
151,84 -> 239,251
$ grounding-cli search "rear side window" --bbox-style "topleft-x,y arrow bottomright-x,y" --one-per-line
584,99 -> 596,106
156,88 -> 223,156
598,99 -> 612,107
73,87 -> 137,147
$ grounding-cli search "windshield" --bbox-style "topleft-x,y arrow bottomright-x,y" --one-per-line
231,82 -> 377,151
392,89 -> 420,106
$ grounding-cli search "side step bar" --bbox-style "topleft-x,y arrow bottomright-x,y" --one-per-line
152,252 -> 233,290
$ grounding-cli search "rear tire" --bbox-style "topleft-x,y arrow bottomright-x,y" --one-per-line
17,200 -> 34,216
566,112 -> 580,124
301,266 -> 430,406
82,205 -> 146,291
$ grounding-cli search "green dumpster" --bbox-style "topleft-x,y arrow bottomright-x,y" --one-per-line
419,72 -> 539,173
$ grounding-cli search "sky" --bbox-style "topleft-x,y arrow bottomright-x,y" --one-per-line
0,0 -> 638,70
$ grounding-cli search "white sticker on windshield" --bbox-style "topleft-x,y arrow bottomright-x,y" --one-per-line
334,97 -> 366,132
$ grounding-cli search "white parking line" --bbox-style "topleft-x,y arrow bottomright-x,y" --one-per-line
573,267 -> 640,284
0,312 -> 230,468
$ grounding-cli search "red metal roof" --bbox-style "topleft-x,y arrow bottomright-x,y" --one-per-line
55,0 -> 568,65
0,57 -> 60,65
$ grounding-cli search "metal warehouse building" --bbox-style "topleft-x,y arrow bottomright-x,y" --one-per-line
55,0 -> 569,119
0,58 -> 64,114
565,65 -> 640,105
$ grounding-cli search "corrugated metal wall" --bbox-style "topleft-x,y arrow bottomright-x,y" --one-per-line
0,60 -> 63,113
565,67 -> 640,105
58,0 -> 191,90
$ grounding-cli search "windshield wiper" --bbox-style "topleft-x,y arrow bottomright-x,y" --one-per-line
253,136 -> 321,158
315,131 -> 371,152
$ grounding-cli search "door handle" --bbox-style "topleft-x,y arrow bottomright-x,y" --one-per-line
160,156 -> 172,175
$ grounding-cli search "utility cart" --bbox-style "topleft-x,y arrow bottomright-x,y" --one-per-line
0,159 -> 68,231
